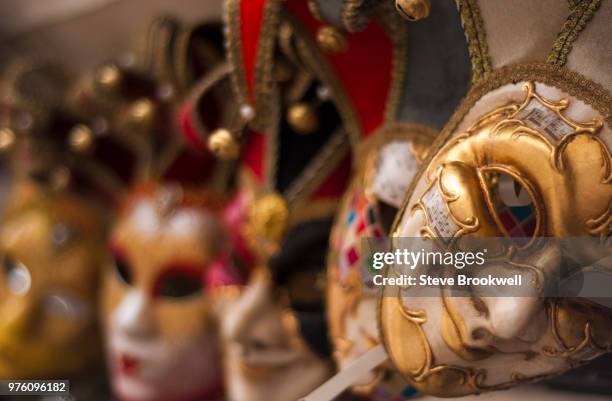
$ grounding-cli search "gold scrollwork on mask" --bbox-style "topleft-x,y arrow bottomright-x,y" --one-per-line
411,82 -> 608,245
491,83 -> 606,176
381,81 -> 611,396
543,299 -> 612,359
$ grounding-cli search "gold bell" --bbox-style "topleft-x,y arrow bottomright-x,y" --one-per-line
247,192 -> 289,256
207,128 -> 240,160
128,98 -> 156,129
395,0 -> 431,21
68,124 -> 95,153
0,127 -> 16,152
316,25 -> 348,53
287,103 -> 319,134
95,64 -> 122,93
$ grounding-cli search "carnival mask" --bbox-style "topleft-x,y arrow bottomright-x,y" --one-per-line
223,267 -> 333,401
0,182 -> 104,379
326,127 -> 432,395
221,190 -> 334,401
380,82 -> 612,396
103,185 -> 227,401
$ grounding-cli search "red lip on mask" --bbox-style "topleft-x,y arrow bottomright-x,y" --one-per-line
118,354 -> 139,376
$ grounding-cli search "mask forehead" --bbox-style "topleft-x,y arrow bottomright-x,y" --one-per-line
111,196 -> 223,288
104,195 -> 226,340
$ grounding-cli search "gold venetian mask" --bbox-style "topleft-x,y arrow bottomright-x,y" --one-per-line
102,185 -> 228,401
0,181 -> 105,379
327,127 -> 432,395
380,82 -> 612,396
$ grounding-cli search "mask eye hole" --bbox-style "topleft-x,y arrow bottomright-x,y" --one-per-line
3,255 -> 31,296
111,248 -> 133,286
153,265 -> 203,299
484,171 -> 538,246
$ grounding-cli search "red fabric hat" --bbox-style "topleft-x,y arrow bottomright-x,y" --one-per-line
214,0 -> 408,223
226,0 -> 404,145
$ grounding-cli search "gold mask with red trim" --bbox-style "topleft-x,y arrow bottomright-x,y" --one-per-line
103,186 -> 228,401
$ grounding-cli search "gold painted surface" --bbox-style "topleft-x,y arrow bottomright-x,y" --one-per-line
391,64 -> 612,240
0,182 -> 105,379
103,189 -> 226,339
326,127 -> 434,395
380,82 -> 612,396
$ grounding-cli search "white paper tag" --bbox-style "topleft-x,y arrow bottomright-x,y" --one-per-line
371,142 -> 419,208
422,184 -> 459,242
517,98 -> 573,143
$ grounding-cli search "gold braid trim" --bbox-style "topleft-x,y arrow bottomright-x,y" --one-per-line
286,128 -> 351,206
288,10 -> 362,146
341,0 -> 376,33
307,0 -> 325,22
307,0 -> 376,32
547,0 -> 602,67
224,0 -> 249,117
391,62 -> 612,231
377,1 -> 408,124
286,4 -> 407,149
457,0 -> 492,83
224,0 -> 282,131
253,0 -> 283,131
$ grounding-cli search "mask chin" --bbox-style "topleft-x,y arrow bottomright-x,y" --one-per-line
222,268 -> 333,401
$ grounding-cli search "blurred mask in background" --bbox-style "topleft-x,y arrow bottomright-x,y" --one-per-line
0,181 -> 105,379
70,16 -> 239,401
221,216 -> 336,401
103,185 -> 230,401
0,61 -> 110,385
211,1 -> 412,400
326,126 -> 433,398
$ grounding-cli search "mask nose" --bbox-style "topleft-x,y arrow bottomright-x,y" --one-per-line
222,267 -> 272,345
113,289 -> 157,340
464,243 -> 562,344
487,296 -> 543,340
